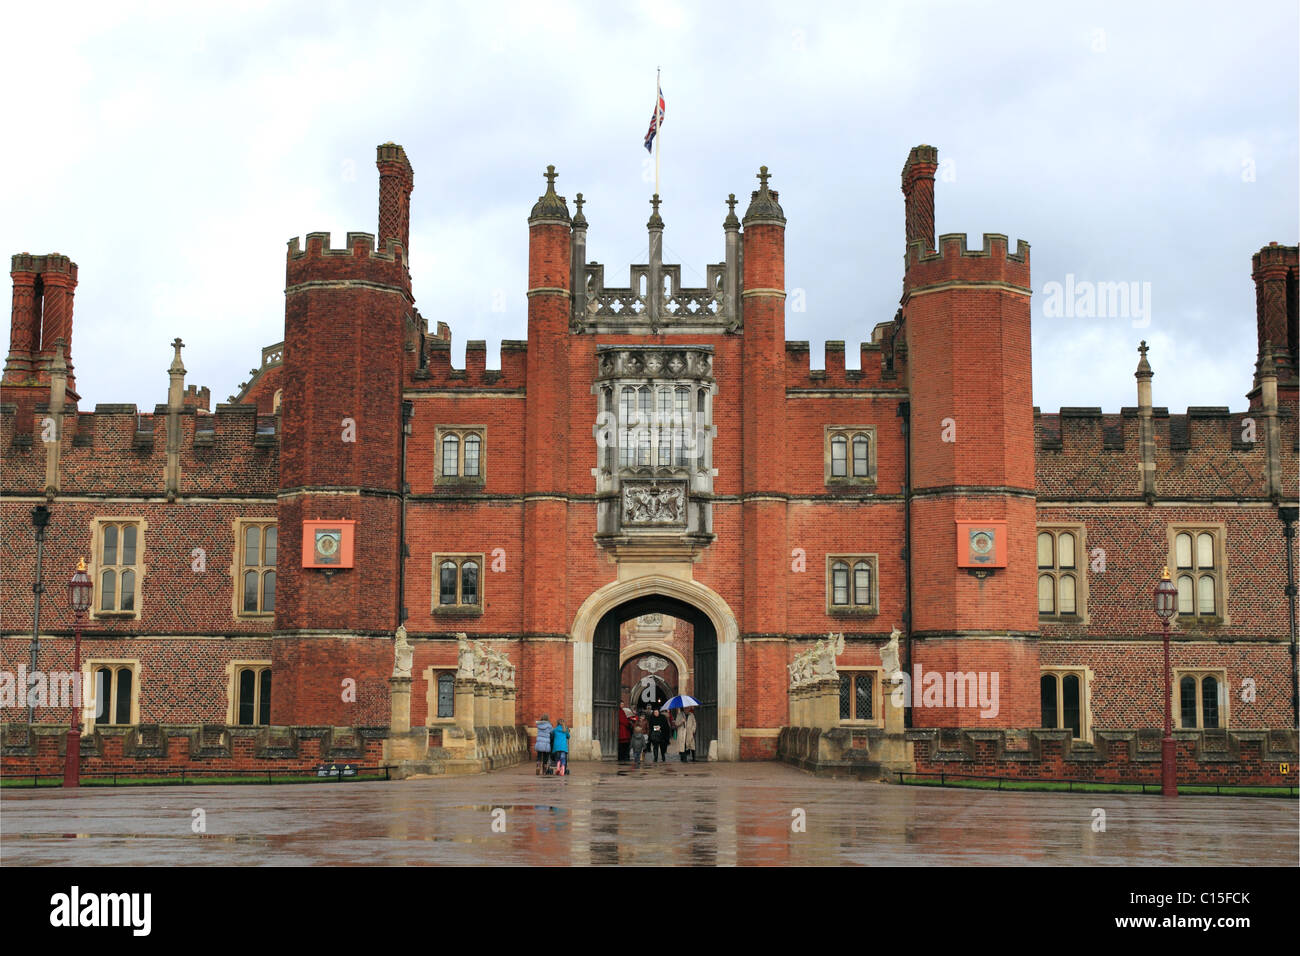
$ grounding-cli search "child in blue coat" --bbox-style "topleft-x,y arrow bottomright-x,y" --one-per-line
551,720 -> 570,775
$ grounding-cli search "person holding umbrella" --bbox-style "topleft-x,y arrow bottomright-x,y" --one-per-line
663,694 -> 700,762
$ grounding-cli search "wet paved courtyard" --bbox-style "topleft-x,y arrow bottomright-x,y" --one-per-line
3,761 -> 1296,866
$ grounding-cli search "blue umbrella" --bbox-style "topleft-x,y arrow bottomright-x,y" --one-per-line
662,695 -> 700,710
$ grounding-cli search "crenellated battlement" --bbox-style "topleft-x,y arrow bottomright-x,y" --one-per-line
1035,407 -> 1135,452
783,338 -> 904,389
284,231 -> 410,290
1035,405 -> 1267,454
904,232 -> 1031,291
416,337 -> 528,389
1032,403 -> 1290,500
0,400 -> 278,496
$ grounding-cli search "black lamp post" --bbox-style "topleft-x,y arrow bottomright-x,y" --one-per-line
1153,566 -> 1179,797
1279,506 -> 1298,731
64,558 -> 92,789
28,505 -> 51,724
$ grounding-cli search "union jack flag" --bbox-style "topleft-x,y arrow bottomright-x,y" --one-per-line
644,83 -> 665,152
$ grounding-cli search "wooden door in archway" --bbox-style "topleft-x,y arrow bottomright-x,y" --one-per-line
593,612 -> 620,758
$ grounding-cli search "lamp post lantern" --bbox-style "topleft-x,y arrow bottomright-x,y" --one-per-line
64,558 -> 92,788
1153,566 -> 1179,797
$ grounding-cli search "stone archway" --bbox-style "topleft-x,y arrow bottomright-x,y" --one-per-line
620,640 -> 690,695
571,574 -> 739,760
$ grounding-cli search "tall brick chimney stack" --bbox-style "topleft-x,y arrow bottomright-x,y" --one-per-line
3,253 -> 79,429
1249,242 -> 1298,406
901,145 -> 939,253
376,143 -> 414,258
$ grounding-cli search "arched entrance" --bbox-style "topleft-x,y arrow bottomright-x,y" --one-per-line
572,575 -> 737,760
626,672 -> 673,710
593,596 -> 717,759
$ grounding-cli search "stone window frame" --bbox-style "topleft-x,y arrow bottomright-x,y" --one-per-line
434,426 -> 487,487
1166,524 -> 1230,626
826,554 -> 879,615
422,666 -> 457,724
607,382 -> 710,473
88,517 -> 147,620
83,659 -> 141,731
837,666 -> 882,726
1036,524 -> 1089,623
432,553 -> 484,616
824,425 -> 877,487
232,518 -> 277,619
1039,667 -> 1093,742
225,660 -> 272,726
1173,667 -> 1229,730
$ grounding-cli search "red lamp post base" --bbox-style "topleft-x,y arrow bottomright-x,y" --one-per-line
1161,735 -> 1177,797
64,728 -> 80,788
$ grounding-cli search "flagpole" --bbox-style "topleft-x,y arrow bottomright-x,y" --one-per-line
654,67 -> 661,197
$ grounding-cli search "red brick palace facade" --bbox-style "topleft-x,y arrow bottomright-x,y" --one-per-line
2,143 -> 1297,779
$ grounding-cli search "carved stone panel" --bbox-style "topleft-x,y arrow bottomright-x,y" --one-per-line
621,481 -> 687,528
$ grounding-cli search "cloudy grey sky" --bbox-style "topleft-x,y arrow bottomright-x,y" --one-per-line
1,0 -> 1295,415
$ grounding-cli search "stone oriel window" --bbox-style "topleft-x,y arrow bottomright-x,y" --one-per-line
90,518 -> 145,618
434,554 -> 483,614
838,669 -> 880,723
435,427 -> 486,485
87,660 -> 139,729
1175,669 -> 1227,729
1170,528 -> 1226,622
228,662 -> 272,726
1040,668 -> 1089,740
235,520 -> 277,617
592,346 -> 716,545
827,555 -> 877,614
1037,526 -> 1086,619
824,426 -> 876,486
612,384 -> 702,470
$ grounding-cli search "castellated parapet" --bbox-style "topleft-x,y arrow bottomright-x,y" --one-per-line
284,231 -> 411,292
903,232 -> 1031,290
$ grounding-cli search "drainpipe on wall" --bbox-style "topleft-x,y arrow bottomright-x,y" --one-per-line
897,400 -> 913,729
1280,505 -> 1298,730
398,400 -> 413,626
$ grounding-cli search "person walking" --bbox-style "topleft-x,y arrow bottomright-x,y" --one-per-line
534,714 -> 553,775
552,719 -> 570,775
630,709 -> 649,768
617,703 -> 633,763
648,708 -> 670,763
677,707 -> 698,762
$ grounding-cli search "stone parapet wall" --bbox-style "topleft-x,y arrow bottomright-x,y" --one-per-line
0,722 -> 387,776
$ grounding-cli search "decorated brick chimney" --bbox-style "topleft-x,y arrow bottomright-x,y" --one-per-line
900,144 -> 1039,728
1249,242 -> 1298,407
376,142 -> 414,256
901,145 -> 939,253
272,143 -> 414,726
3,253 -> 80,430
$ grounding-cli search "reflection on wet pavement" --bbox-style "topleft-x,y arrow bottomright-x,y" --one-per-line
2,761 -> 1294,866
